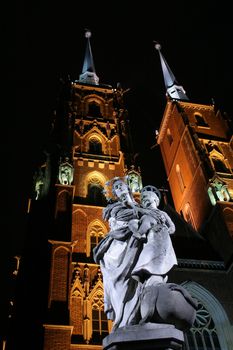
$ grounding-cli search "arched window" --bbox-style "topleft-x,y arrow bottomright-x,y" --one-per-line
92,291 -> 109,343
88,184 -> 106,206
87,220 -> 107,257
176,164 -> 185,193
184,301 -> 221,349
167,128 -> 173,146
89,137 -> 102,154
182,281 -> 233,350
84,171 -> 107,199
88,102 -> 101,118
90,234 -> 102,255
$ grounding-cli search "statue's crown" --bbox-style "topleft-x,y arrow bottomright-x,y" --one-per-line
141,185 -> 161,201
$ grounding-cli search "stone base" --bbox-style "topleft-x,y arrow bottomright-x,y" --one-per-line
103,323 -> 184,350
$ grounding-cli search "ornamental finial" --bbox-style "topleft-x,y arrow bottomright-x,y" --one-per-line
85,29 -> 91,38
154,41 -> 161,51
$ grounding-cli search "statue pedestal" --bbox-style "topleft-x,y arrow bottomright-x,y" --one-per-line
103,323 -> 184,350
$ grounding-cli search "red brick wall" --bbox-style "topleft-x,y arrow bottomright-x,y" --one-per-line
51,246 -> 70,302
43,325 -> 73,350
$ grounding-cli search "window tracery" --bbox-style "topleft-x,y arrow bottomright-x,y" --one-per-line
91,291 -> 108,342
184,302 -> 221,350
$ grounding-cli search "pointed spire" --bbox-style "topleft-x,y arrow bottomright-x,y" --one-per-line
154,42 -> 189,101
79,29 -> 99,85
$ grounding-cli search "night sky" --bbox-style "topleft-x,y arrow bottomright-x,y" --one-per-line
2,0 -> 233,336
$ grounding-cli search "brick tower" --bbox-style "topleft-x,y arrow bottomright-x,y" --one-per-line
155,43 -> 233,267
40,30 -> 142,350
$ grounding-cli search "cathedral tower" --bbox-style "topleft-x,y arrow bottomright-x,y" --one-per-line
155,43 -> 233,265
41,30 -> 142,350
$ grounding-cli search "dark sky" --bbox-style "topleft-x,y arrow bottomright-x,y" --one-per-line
3,0 -> 233,279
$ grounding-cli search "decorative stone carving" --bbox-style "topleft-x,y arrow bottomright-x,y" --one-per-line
58,159 -> 74,185
126,169 -> 143,194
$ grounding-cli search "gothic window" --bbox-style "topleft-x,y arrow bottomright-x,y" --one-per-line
92,292 -> 109,343
87,220 -> 107,257
176,164 -> 185,193
167,128 -> 173,146
84,171 -> 107,202
87,184 -> 106,206
89,137 -> 102,154
184,301 -> 221,350
88,102 -> 101,118
182,281 -> 233,350
194,113 -> 209,127
91,235 -> 101,254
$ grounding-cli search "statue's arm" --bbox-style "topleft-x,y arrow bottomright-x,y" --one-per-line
162,211 -> 175,234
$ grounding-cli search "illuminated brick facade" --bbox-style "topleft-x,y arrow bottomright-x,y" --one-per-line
43,74 -> 132,349
157,100 -> 233,263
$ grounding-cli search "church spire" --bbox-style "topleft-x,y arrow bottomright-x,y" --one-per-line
154,42 -> 189,101
79,29 -> 99,85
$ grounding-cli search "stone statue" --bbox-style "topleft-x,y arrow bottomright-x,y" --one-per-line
34,171 -> 44,200
93,177 -> 143,330
126,171 -> 142,193
33,151 -> 51,200
129,185 -> 177,284
93,177 -> 198,334
58,159 -> 74,185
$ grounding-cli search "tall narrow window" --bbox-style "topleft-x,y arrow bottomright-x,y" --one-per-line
90,231 -> 104,255
87,220 -> 107,257
92,292 -> 109,343
183,203 -> 196,229
89,138 -> 102,154
167,128 -> 173,146
88,184 -> 106,206
176,164 -> 185,192
88,102 -> 101,118
90,235 -> 102,253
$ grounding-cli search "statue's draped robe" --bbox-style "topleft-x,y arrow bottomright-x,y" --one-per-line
93,201 -> 142,329
131,209 -> 177,279
93,202 -> 177,329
